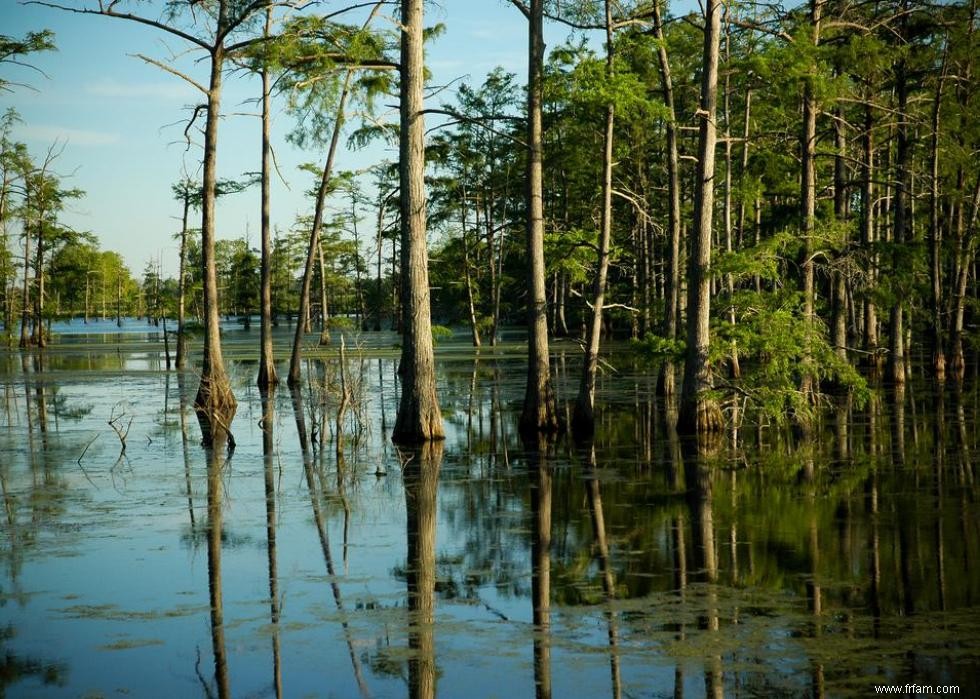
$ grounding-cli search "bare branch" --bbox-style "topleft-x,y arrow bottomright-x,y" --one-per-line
131,53 -> 208,94
24,1 -> 212,52
508,0 -> 530,20
418,108 -> 527,148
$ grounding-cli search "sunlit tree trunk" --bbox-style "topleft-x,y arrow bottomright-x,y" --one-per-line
572,0 -> 616,438
392,0 -> 444,443
678,0 -> 724,435
175,192 -> 190,370
19,181 -> 31,348
654,0 -> 681,399
861,99 -> 880,372
195,34 -> 238,448
518,0 -> 559,435
257,5 -> 278,388
288,68 -> 352,385
888,47 -> 910,386
799,0 -> 823,402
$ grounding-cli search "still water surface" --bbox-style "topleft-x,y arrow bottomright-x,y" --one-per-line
1,328 -> 979,697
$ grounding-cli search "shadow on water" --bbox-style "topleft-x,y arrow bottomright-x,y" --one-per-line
1,336 -> 980,696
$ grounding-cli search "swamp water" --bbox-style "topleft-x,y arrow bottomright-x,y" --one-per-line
1,326 -> 979,698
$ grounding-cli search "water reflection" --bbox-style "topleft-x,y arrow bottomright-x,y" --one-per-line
1,343 -> 979,697
526,436 -> 552,699
582,444 -> 621,699
403,443 -> 442,699
205,444 -> 230,699
261,385 -> 283,699
292,383 -> 371,698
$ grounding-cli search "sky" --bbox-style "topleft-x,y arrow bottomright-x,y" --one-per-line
1,1 -> 691,279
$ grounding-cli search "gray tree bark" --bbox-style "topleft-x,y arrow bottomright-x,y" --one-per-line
257,5 -> 278,388
678,0 -> 724,435
392,0 -> 445,443
654,0 -> 681,399
571,0 -> 616,438
518,0 -> 559,435
194,34 -> 238,449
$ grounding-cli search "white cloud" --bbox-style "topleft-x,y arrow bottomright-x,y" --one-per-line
19,124 -> 121,147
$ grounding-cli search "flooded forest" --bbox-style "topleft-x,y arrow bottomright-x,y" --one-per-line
2,0 -> 980,697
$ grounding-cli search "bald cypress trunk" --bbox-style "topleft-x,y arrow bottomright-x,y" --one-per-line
392,0 -> 444,443
654,0 -> 681,399
799,0 -> 823,404
257,5 -> 278,389
194,29 -> 237,449
175,193 -> 190,370
678,0 -> 724,435
888,50 -> 910,386
519,0 -> 559,435
861,99 -> 880,374
929,61 -> 947,382
572,0 -> 616,438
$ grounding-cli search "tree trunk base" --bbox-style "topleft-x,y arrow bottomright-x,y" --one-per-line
933,351 -> 946,383
657,361 -> 676,398
175,335 -> 187,371
570,395 -> 595,442
257,362 -> 279,390
392,410 -> 446,444
950,343 -> 965,382
195,373 -> 238,449
862,353 -> 883,381
519,390 -> 560,437
676,398 -> 723,435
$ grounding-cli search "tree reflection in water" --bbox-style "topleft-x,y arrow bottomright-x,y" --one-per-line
525,435 -> 552,699
2,348 -> 980,697
205,443 -> 230,699
403,442 -> 442,699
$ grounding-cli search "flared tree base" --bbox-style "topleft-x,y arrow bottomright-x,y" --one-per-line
195,373 -> 238,450
676,397 -> 723,436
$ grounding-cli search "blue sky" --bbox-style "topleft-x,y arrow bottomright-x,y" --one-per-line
1,1 -> 691,278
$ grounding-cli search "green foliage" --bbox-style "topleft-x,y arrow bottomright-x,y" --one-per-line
715,288 -> 869,424
631,334 -> 685,362
0,29 -> 56,92
431,325 -> 453,344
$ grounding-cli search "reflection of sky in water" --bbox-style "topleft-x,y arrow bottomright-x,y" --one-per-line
1,336 -> 979,697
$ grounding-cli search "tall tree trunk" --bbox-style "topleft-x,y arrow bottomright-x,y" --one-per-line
392,0 -> 444,443
31,216 -> 44,347
654,0 -> 681,399
950,173 -> 980,380
318,239 -> 331,346
257,5 -> 278,388
889,49 -> 910,386
374,191 -> 386,331
461,183 -> 481,347
18,186 -> 30,348
929,56 -> 947,381
176,194 -> 190,370
519,0 -> 559,435
799,0 -> 823,402
678,0 -> 724,435
831,106 -> 848,363
194,35 -> 238,449
861,98 -> 880,372
287,72 -> 352,386
572,0 -> 616,438
722,17 -> 739,379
